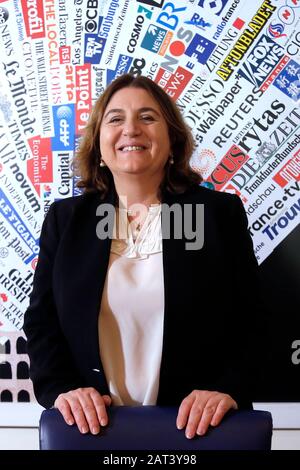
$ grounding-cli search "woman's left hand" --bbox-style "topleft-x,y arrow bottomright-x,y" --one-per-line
176,390 -> 238,439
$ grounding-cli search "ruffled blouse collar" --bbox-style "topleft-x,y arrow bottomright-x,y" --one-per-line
111,205 -> 162,259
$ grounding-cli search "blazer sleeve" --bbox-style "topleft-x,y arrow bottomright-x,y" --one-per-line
23,202 -> 84,408
215,195 -> 269,408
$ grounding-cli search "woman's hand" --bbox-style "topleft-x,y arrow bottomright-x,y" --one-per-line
54,387 -> 112,434
176,390 -> 238,439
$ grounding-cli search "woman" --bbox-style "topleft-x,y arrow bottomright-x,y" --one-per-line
24,74 -> 263,439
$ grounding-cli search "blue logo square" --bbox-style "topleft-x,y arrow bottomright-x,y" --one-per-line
52,104 -> 75,151
141,24 -> 167,53
185,34 -> 216,64
84,34 -> 106,64
273,59 -> 300,102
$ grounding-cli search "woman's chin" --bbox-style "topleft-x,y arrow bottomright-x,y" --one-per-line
116,161 -> 149,174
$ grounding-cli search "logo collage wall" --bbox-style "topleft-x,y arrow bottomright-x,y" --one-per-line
0,0 -> 299,403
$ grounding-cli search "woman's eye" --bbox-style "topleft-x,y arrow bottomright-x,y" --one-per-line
109,117 -> 122,123
141,115 -> 155,121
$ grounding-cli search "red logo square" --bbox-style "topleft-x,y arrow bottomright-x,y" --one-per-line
233,18 -> 245,30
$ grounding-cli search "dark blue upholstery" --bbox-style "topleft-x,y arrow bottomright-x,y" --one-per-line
39,406 -> 272,450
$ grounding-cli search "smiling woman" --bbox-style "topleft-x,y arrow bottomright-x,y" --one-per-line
24,74 -> 268,442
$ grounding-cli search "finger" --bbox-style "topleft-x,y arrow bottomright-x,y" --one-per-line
103,395 -> 112,407
54,396 -> 75,426
68,397 -> 90,434
176,394 -> 195,430
90,391 -> 111,428
211,397 -> 238,427
78,393 -> 101,435
196,401 -> 217,436
185,402 -> 204,439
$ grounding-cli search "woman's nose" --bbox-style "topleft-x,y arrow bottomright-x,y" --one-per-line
122,119 -> 141,137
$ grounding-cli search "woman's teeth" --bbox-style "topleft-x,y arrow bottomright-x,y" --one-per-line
122,146 -> 144,151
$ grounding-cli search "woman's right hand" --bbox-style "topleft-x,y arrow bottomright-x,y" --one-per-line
54,387 -> 112,434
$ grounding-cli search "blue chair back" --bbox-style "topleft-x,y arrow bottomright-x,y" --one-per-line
39,406 -> 272,450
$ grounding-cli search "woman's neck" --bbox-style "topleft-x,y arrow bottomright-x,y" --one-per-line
113,174 -> 162,209
113,175 -> 162,240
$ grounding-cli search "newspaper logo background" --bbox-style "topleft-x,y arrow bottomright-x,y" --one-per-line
52,105 -> 75,151
185,13 -> 212,30
20,0 -> 45,39
107,54 -> 133,84
27,136 -> 53,195
205,144 -> 249,190
267,21 -> 287,39
0,189 -> 39,257
137,0 -> 165,7
273,59 -> 300,103
0,91 -> 13,122
197,0 -> 230,16
238,35 -> 285,88
0,5 -> 9,23
141,24 -> 167,53
185,33 -> 216,64
191,148 -> 217,179
277,5 -> 295,25
155,66 -> 193,100
84,34 -> 106,64
273,144 -> 300,188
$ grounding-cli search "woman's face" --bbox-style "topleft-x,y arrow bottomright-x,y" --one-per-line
99,87 -> 171,180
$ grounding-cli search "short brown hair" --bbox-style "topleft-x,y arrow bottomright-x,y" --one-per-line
74,74 -> 202,197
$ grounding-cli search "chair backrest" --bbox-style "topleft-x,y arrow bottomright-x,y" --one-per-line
39,406 -> 273,450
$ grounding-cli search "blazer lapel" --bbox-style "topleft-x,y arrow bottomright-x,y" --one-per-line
55,189 -> 116,391
158,188 -> 208,402
159,190 -> 191,399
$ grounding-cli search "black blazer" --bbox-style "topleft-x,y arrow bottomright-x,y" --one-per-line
24,185 -> 264,409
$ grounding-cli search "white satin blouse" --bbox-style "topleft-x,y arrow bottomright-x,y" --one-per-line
98,205 -> 165,405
